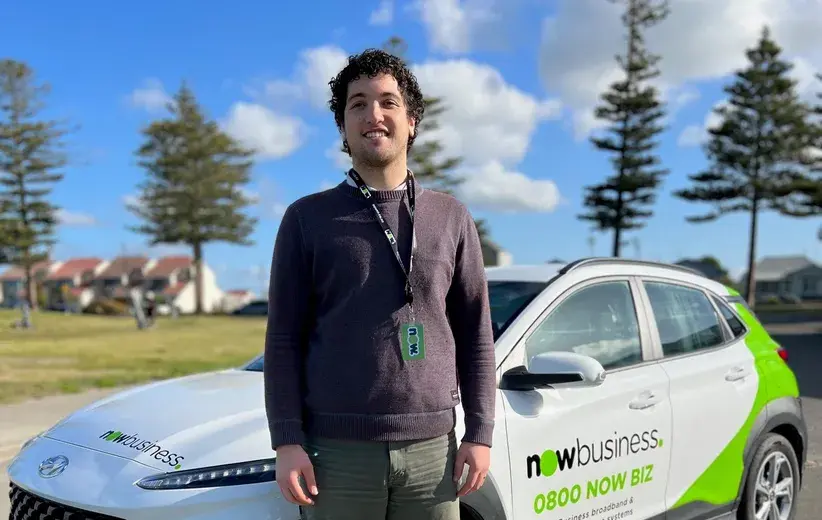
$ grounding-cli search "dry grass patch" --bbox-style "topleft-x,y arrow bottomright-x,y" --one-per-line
0,310 -> 266,404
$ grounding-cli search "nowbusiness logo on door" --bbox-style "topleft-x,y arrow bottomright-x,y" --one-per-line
526,429 -> 662,478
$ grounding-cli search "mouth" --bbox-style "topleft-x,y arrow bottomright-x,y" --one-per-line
363,130 -> 389,139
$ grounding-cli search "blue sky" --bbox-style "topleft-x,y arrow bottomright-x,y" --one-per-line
3,0 -> 822,294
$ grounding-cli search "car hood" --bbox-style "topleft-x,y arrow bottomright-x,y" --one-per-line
41,369 -> 274,472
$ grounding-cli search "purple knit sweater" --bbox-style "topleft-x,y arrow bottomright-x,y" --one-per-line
264,180 -> 496,449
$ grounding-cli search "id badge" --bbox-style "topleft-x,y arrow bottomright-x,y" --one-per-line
400,323 -> 425,360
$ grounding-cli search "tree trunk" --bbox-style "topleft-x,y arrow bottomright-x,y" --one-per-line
24,261 -> 37,311
193,242 -> 203,314
745,198 -> 759,308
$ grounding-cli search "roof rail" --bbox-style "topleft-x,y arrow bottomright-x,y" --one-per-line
558,257 -> 705,277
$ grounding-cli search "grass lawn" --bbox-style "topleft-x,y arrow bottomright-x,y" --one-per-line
0,309 -> 267,405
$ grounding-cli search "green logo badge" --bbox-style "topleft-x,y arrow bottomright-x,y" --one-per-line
401,323 -> 425,360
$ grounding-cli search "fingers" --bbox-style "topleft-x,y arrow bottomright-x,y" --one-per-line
278,470 -> 314,506
303,463 -> 319,496
453,451 -> 466,483
457,465 -> 488,497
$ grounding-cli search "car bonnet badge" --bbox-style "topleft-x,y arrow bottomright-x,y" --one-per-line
38,455 -> 69,478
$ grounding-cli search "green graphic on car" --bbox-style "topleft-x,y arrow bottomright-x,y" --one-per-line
100,429 -> 185,470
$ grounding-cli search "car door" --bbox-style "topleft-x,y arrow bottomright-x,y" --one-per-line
635,277 -> 759,519
500,276 -> 673,520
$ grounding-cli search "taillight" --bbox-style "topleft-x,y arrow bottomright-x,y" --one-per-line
777,347 -> 789,362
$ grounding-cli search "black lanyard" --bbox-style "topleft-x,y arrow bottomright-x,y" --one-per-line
347,168 -> 416,309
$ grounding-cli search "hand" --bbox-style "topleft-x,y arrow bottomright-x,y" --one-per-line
275,444 -> 318,506
453,441 -> 491,497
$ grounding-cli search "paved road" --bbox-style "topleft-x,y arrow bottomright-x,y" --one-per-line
2,325 -> 822,519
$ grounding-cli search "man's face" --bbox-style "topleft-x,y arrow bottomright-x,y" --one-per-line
343,73 -> 416,168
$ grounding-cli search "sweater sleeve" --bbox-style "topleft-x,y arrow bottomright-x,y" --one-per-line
264,203 -> 312,449
446,208 -> 496,447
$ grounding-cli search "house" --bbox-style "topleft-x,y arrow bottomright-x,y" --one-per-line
141,255 -> 224,314
43,257 -> 109,311
740,255 -> 822,301
222,289 -> 256,313
93,256 -> 156,301
0,260 -> 61,308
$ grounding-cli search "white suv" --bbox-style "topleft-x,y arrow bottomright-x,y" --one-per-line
7,258 -> 807,520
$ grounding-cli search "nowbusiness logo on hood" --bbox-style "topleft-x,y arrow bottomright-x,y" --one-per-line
100,430 -> 185,470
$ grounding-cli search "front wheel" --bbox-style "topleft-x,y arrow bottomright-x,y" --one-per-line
738,432 -> 800,520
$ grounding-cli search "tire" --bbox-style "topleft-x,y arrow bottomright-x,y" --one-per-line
738,432 -> 800,520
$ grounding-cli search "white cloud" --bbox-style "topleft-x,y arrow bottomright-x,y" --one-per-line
259,45 -> 349,110
222,102 -> 304,160
57,209 -> 97,227
538,0 -> 822,139
412,0 -> 499,55
408,59 -> 563,212
412,59 -> 562,167
370,0 -> 394,25
678,100 -> 727,147
457,162 -> 560,213
128,78 -> 171,113
325,140 -> 352,171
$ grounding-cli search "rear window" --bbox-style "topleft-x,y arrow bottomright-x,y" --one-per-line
713,296 -> 747,338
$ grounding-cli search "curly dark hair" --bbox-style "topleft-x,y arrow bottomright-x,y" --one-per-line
328,48 -> 426,154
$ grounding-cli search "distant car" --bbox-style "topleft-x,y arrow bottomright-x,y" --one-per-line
7,258 -> 806,520
230,299 -> 268,316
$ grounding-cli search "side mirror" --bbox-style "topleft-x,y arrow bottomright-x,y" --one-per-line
500,351 -> 606,391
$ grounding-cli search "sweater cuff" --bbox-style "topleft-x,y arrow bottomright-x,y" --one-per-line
462,416 -> 494,447
271,420 -> 306,449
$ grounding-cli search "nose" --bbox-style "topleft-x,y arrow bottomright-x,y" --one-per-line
365,101 -> 384,125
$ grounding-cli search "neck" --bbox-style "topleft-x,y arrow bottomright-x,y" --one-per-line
350,159 -> 408,190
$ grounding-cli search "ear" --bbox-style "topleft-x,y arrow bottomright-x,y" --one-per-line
408,116 -> 416,138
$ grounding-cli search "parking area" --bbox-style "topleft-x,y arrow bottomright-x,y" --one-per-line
2,322 -> 822,519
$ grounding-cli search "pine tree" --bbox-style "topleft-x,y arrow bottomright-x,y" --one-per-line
578,0 -> 670,257
770,72 -> 822,233
128,82 -> 258,314
0,59 -> 69,311
674,26 -> 815,306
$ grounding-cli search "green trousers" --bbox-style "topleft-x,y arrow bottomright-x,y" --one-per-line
298,430 -> 460,520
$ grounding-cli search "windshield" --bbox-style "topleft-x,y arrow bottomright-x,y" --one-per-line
243,279 -> 548,372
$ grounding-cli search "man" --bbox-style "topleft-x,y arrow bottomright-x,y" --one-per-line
264,48 -> 496,520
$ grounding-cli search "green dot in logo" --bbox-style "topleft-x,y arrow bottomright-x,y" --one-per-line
658,438 -> 664,448
540,449 -> 558,477
175,464 -> 181,470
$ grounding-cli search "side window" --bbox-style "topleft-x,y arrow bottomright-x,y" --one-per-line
643,281 -> 725,356
524,281 -> 642,370
712,296 -> 747,338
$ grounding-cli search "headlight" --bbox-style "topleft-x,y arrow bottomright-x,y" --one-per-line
136,458 -> 276,490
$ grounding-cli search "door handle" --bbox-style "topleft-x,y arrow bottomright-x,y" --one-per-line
725,366 -> 749,382
629,391 -> 659,410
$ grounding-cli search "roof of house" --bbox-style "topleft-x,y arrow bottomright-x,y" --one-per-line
144,255 -> 192,278
46,257 -> 103,281
0,261 -> 53,281
96,256 -> 150,278
752,255 -> 817,282
226,289 -> 253,295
